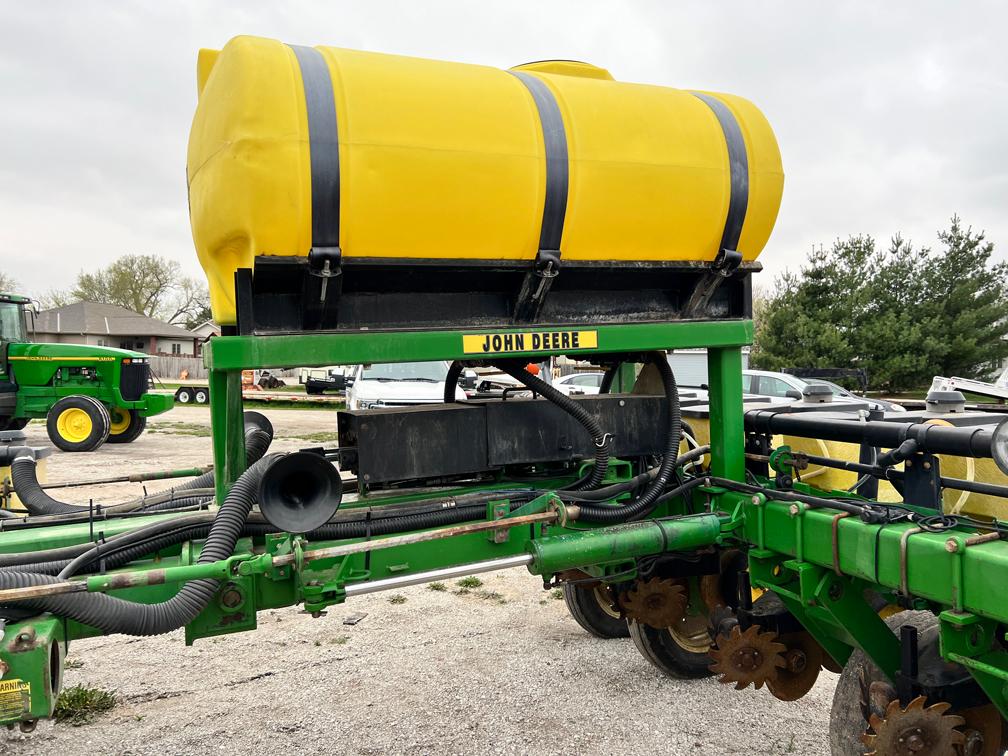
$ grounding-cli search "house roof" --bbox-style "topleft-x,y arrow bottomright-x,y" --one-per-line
190,320 -> 221,338
34,302 -> 195,339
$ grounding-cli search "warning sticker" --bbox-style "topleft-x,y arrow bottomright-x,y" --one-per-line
462,330 -> 598,355
0,679 -> 30,719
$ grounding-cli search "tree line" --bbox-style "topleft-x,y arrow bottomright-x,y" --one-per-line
17,255 -> 212,331
752,217 -> 1008,392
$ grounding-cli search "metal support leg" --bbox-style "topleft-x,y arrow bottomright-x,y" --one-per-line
209,369 -> 246,504
707,346 -> 744,481
614,362 -> 637,393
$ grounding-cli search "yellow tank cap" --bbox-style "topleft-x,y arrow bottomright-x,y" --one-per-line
196,48 -> 221,97
512,60 -> 614,80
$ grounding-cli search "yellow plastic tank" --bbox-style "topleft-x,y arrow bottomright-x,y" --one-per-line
188,36 -> 784,325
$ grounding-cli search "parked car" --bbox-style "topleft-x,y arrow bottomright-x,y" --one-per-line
553,371 -> 606,396
346,361 -> 466,410
741,370 -> 905,412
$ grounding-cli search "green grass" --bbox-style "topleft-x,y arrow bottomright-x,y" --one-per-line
427,582 -> 447,592
54,684 -> 117,726
550,588 -> 564,600
456,576 -> 483,589
388,594 -> 407,605
148,421 -> 212,437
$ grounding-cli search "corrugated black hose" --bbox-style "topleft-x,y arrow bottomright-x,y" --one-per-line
9,423 -> 272,517
0,454 -> 279,636
495,361 -> 612,491
574,354 -> 681,523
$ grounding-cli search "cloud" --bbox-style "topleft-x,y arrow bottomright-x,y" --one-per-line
2,1 -> 1005,295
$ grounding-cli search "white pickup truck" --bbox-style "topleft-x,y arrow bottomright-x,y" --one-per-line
346,361 -> 466,410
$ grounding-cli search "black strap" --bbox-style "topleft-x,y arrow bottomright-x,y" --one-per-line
691,92 -> 749,254
510,71 -> 569,255
289,44 -> 341,250
510,71 -> 569,323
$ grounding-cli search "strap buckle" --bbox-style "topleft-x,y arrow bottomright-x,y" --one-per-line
514,249 -> 561,324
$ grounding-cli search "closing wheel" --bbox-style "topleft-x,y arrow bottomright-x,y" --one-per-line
106,407 -> 147,444
562,583 -> 630,639
46,396 -> 110,452
829,611 -> 1008,756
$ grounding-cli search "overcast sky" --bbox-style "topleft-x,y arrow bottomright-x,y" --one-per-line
2,1 -> 1006,298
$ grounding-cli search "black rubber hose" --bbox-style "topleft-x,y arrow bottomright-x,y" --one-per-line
445,361 -> 464,402
171,425 -> 273,494
14,490 -> 539,582
0,455 -> 278,636
599,364 -> 620,395
496,361 -> 612,490
576,353 -> 681,523
9,424 -> 272,517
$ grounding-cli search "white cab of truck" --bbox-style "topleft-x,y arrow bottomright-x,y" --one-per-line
346,361 -> 466,410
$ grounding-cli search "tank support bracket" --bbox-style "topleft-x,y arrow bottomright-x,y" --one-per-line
513,248 -> 561,323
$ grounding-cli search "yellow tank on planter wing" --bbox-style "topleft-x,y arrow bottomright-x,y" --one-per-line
188,36 -> 784,326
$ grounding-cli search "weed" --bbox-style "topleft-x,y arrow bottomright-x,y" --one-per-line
550,588 -> 564,600
388,594 -> 407,605
329,636 -> 349,645
475,590 -> 507,605
63,658 -> 84,670
427,582 -> 447,592
456,576 -> 483,589
54,685 -> 117,726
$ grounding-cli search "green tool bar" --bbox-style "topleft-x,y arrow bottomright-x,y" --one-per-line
204,321 -> 753,371
527,514 -> 723,576
0,558 -> 238,604
85,559 -> 234,593
742,497 -> 1008,624
40,466 -> 211,490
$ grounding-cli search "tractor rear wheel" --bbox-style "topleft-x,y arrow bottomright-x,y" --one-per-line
107,407 -> 147,444
46,396 -> 110,452
562,583 -> 630,639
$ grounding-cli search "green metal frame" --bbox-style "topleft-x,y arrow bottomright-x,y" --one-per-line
3,315 -> 1008,727
204,321 -> 752,501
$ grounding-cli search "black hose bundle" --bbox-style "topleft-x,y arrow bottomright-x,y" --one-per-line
495,361 -> 612,491
10,416 -> 273,517
575,353 -> 681,523
0,455 -> 278,636
0,480 -> 545,630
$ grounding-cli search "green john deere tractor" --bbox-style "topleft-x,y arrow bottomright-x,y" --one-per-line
0,293 -> 173,451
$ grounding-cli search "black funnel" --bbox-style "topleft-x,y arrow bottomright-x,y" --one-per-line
258,452 -> 342,533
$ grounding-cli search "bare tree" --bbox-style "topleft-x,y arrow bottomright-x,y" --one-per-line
60,254 -> 210,326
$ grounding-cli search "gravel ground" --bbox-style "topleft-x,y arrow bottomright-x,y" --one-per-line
2,405 -> 836,755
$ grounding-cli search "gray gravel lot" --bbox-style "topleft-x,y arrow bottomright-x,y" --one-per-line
2,406 -> 836,755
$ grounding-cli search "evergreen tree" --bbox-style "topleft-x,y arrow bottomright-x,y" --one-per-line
752,218 -> 1008,392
